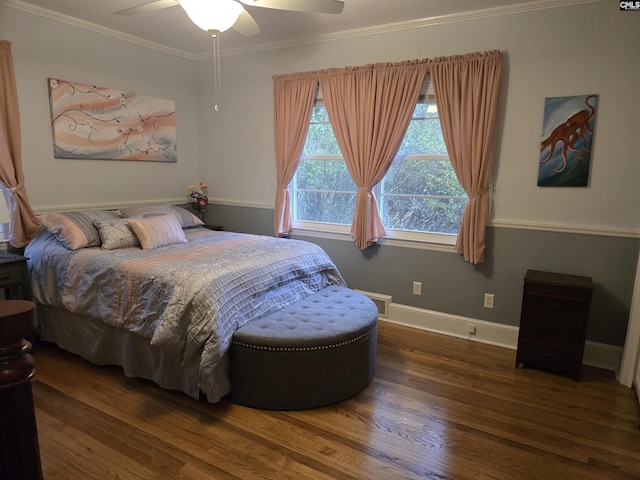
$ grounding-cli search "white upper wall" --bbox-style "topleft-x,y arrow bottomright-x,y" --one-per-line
0,4 -> 200,210
197,1 -> 640,236
1,1 -> 639,235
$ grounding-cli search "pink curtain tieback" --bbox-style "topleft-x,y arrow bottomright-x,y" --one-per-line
469,186 -> 490,200
9,182 -> 24,193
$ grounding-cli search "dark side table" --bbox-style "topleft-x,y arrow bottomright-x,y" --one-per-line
516,269 -> 593,381
0,299 -> 43,480
0,253 -> 30,301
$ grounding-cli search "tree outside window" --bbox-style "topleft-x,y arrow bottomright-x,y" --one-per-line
292,95 -> 467,240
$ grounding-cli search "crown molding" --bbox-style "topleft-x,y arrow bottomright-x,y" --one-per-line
220,0 -> 606,57
2,0 -> 605,60
0,0 -> 197,60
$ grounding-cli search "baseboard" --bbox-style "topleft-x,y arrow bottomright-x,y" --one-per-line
381,302 -> 623,373
384,303 -> 519,350
583,340 -> 624,374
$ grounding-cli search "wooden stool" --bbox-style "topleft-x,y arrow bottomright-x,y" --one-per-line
0,300 -> 43,480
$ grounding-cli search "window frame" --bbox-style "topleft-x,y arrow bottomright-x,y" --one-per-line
290,80 -> 464,250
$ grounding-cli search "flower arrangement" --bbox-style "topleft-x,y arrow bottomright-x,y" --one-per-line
187,182 -> 208,219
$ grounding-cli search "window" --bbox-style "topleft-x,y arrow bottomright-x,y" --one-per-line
291,86 -> 467,243
0,188 -> 9,243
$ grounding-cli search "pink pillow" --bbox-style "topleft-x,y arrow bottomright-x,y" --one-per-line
127,214 -> 187,251
39,210 -> 119,250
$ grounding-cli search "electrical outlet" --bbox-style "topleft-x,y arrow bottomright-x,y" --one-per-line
413,281 -> 422,295
484,293 -> 495,309
467,324 -> 476,334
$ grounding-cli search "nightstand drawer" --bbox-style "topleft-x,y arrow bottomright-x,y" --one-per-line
521,297 -> 589,330
524,283 -> 591,303
0,263 -> 27,288
517,338 -> 583,370
519,322 -> 585,347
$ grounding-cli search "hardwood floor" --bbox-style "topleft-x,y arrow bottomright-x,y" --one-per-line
29,321 -> 640,479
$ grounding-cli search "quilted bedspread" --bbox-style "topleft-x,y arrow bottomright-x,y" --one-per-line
26,227 -> 345,397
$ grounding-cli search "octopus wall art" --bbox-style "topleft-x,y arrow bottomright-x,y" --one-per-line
538,94 -> 598,186
48,78 -> 177,162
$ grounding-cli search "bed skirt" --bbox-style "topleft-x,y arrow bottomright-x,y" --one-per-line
35,304 -> 231,403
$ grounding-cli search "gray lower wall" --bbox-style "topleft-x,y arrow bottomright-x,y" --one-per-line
205,203 -> 639,347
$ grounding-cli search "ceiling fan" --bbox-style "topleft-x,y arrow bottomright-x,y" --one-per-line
115,0 -> 345,37
115,0 -> 344,110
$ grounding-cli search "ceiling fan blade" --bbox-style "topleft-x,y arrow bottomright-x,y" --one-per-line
232,9 -> 261,37
239,0 -> 344,14
114,0 -> 179,16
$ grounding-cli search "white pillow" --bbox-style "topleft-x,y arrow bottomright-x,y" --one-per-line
127,214 -> 187,251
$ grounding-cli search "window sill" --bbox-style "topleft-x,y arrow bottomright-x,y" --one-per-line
291,223 -> 458,253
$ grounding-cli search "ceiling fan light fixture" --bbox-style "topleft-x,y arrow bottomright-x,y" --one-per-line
179,0 -> 244,33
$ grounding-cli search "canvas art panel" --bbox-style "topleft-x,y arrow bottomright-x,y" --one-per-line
48,78 -> 177,162
538,94 -> 597,187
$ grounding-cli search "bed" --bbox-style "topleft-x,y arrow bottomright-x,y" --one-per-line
25,204 -> 345,402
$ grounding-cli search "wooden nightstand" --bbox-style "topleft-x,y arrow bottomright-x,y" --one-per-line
0,253 -> 30,301
516,270 -> 593,381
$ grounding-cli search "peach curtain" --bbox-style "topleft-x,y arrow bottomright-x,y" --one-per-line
429,50 -> 502,264
0,41 -> 40,247
319,60 -> 427,249
272,72 -> 318,237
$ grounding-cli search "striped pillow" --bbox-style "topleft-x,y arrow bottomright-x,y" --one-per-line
171,205 -> 205,228
117,203 -> 204,229
127,214 -> 187,251
39,210 -> 120,250
117,203 -> 173,219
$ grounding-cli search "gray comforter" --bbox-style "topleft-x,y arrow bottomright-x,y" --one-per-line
26,227 -> 345,400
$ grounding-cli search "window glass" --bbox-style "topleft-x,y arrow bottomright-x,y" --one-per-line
292,87 -> 466,241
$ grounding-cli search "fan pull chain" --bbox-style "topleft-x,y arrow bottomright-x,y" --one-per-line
211,30 -> 221,111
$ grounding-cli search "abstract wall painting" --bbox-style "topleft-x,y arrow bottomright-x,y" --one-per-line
48,78 -> 177,162
538,94 -> 598,186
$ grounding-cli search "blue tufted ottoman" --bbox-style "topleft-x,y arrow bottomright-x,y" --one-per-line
230,285 -> 378,410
